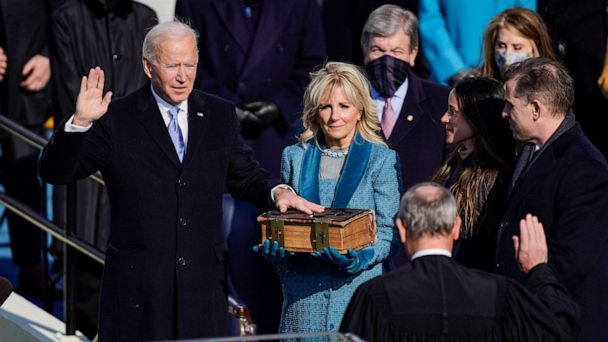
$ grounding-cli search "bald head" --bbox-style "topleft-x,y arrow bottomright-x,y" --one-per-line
398,182 -> 457,240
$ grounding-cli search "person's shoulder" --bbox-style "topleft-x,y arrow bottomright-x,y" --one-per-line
553,124 -> 608,172
368,141 -> 397,159
419,77 -> 451,97
188,90 -> 238,120
282,142 -> 308,158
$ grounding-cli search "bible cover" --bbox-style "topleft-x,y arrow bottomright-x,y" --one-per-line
257,208 -> 376,253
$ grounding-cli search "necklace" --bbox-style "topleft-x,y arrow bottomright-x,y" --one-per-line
320,146 -> 349,158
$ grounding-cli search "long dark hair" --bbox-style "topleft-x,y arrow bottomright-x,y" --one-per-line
432,76 -> 515,237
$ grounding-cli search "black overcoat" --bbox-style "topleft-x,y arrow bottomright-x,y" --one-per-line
495,124 -> 608,341
39,85 -> 273,341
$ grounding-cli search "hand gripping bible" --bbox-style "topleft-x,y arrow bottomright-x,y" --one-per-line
257,208 -> 376,254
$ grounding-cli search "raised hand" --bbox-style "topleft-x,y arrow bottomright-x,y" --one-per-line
73,67 -> 113,127
513,213 -> 548,273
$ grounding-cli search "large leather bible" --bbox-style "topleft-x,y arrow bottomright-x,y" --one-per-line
257,208 -> 376,253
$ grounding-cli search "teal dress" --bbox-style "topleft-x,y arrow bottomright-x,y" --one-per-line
277,135 -> 401,333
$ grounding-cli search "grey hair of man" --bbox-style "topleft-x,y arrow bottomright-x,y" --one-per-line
503,57 -> 574,117
398,182 -> 457,240
361,4 -> 419,56
142,20 -> 199,64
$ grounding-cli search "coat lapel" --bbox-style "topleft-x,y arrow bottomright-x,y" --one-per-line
240,0 -> 292,79
298,134 -> 372,208
387,73 -> 426,146
332,135 -> 372,208
212,0 -> 251,54
136,86 -> 182,169
182,92 -> 208,166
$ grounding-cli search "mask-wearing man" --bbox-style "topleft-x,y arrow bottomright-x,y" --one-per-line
361,4 -> 451,194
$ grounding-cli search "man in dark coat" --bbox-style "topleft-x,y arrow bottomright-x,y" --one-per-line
175,0 -> 326,332
361,4 -> 449,191
0,0 -> 52,296
341,182 -> 581,341
175,0 -> 326,177
38,21 -> 322,341
496,57 -> 608,342
360,5 -> 450,267
49,0 -> 157,336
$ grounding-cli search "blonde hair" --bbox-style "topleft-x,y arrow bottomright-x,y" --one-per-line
299,62 -> 385,147
481,7 -> 555,80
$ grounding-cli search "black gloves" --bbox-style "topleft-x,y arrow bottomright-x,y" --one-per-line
235,101 -> 287,139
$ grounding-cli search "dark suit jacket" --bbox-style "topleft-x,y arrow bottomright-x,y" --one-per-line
341,255 -> 580,341
175,0 -> 326,178
495,124 -> 608,341
386,71 -> 450,190
39,85 -> 273,341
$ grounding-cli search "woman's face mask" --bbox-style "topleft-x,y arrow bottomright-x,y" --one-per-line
494,27 -> 535,73
494,50 -> 533,73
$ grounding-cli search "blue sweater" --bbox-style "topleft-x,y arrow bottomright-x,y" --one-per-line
277,141 -> 401,333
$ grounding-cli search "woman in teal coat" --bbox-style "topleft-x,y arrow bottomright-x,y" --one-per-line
257,62 -> 401,333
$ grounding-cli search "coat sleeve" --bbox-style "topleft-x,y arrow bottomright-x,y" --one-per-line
419,0 -> 467,84
501,264 -> 581,341
368,149 -> 402,265
50,9 -> 81,121
225,107 -> 273,208
39,115 -> 112,184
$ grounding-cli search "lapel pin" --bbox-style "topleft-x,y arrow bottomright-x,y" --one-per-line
196,112 -> 204,117
406,115 -> 414,122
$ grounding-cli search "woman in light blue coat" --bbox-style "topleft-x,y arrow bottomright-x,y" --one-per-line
257,62 -> 401,334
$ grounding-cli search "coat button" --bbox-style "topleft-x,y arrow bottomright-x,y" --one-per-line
406,114 -> 414,121
179,217 -> 189,226
177,179 -> 187,188
277,44 -> 284,52
239,81 -> 246,88
112,53 -> 121,61
178,257 -> 186,266
329,323 -> 334,329
323,293 -> 330,299
496,262 -> 503,270
224,44 -> 231,52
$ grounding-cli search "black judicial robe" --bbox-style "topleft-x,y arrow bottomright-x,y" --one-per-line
341,255 -> 580,341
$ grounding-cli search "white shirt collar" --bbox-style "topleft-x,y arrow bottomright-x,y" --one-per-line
410,248 -> 452,261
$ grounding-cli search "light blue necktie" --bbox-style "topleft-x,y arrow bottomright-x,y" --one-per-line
168,107 -> 185,162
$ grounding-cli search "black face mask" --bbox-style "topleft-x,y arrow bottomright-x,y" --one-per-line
364,55 -> 410,98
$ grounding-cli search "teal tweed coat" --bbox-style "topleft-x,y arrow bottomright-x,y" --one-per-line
277,138 -> 401,334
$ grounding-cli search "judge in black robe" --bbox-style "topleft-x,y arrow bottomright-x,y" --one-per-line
340,182 -> 580,342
